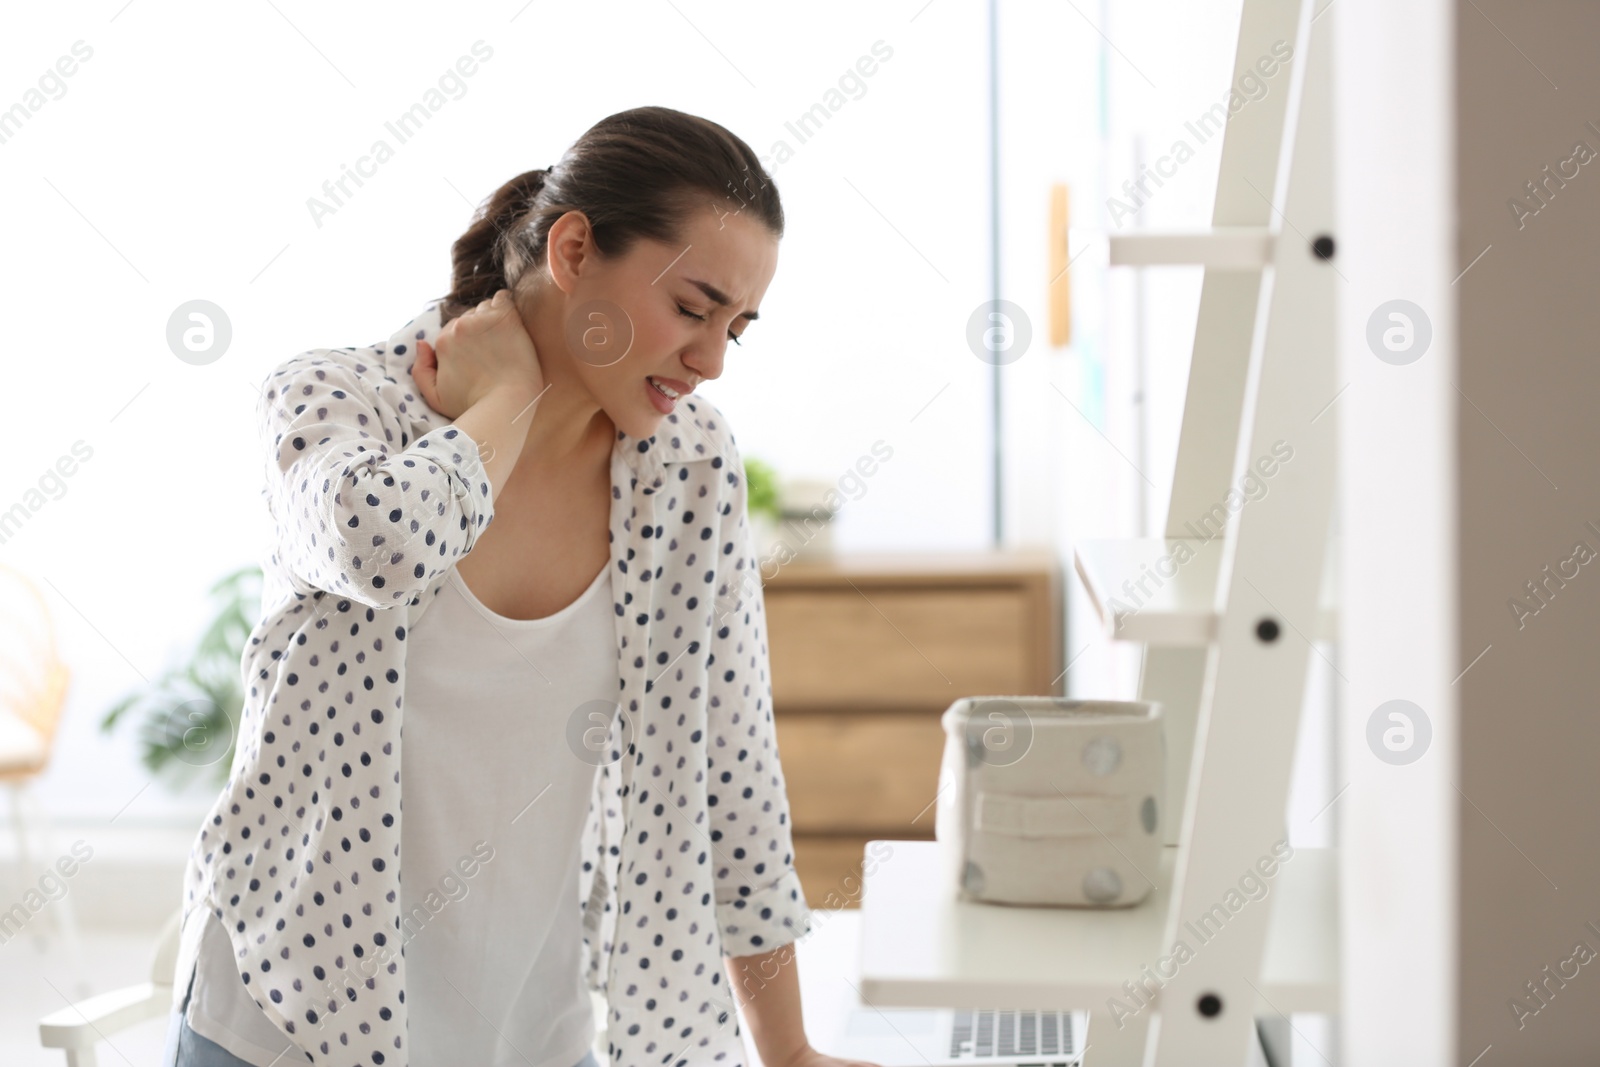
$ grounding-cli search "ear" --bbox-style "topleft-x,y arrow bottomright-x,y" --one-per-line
544,209 -> 596,296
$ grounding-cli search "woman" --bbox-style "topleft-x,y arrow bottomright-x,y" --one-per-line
163,106 -> 878,1067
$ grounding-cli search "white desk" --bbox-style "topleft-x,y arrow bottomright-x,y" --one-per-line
855,840 -> 1336,1064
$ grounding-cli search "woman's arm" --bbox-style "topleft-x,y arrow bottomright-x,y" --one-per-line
724,943 -> 809,1066
437,374 -> 543,498
724,945 -> 882,1067
257,297 -> 544,609
702,412 -> 881,1067
257,353 -> 526,608
414,289 -> 548,496
700,427 -> 815,955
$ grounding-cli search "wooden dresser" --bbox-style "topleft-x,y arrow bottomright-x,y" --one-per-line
762,548 -> 1063,912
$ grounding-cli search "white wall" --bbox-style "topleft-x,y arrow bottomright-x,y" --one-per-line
3,4 -> 1337,910
0,0 -> 998,830
1016,0 -> 1247,703
1334,0 -> 1458,1062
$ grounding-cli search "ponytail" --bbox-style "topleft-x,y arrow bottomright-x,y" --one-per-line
439,167 -> 551,324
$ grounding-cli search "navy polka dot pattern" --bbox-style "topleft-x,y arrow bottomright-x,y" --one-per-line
174,301 -> 814,1067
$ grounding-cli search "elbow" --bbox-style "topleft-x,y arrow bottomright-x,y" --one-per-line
715,866 -> 814,959
320,500 -> 480,608
269,424 -> 493,608
322,541 -> 428,608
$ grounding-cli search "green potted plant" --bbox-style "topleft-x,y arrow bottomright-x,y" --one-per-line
743,455 -> 782,559
99,564 -> 261,790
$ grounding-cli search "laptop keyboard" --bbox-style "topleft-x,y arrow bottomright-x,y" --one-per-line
948,1009 -> 1079,1060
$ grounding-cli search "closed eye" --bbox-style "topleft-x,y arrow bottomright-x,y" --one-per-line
677,303 -> 743,346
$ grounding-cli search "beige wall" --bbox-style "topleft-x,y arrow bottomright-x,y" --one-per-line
1456,1 -> 1600,1058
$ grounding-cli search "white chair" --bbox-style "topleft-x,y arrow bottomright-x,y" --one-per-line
1,566 -> 82,979
37,905 -> 182,1067
1,562 -> 87,992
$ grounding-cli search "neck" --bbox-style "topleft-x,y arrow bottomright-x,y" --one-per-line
520,375 -> 614,470
514,284 -> 616,478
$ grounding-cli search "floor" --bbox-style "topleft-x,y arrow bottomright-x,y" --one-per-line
6,923 -> 174,1066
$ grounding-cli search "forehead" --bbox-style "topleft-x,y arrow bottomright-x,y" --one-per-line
660,202 -> 779,307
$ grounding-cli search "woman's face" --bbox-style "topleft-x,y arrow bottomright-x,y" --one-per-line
538,201 -> 779,442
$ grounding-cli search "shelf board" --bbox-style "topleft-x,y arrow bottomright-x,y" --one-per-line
1108,227 -> 1275,269
857,840 -> 1337,1015
1073,538 -> 1338,645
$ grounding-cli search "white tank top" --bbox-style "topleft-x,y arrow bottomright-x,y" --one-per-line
184,562 -> 616,1067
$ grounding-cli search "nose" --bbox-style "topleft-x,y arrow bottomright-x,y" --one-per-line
681,336 -> 726,385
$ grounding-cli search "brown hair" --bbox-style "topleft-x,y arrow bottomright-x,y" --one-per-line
436,106 -> 782,326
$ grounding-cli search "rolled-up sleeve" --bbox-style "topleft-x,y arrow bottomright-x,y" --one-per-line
256,350 -> 495,609
703,439 -> 815,958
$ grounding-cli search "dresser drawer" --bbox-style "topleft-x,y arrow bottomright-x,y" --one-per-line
761,550 -> 1060,914
776,711 -> 947,833
765,586 -> 1036,707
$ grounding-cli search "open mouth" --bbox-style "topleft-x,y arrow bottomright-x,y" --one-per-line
645,375 -> 689,413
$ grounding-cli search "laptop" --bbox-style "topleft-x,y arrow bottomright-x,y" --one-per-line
830,1005 -> 1087,1065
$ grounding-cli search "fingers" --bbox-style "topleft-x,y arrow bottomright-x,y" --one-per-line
470,289 -> 512,319
473,290 -> 509,315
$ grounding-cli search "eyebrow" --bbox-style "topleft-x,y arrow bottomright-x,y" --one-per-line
686,278 -> 759,321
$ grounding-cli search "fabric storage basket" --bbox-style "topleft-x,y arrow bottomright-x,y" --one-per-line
934,696 -> 1164,908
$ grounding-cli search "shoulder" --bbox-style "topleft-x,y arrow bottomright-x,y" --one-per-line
620,393 -> 751,516
258,347 -> 362,416
256,340 -> 420,434
649,393 -> 740,465
259,344 -> 387,403
256,302 -> 450,447
664,395 -> 748,496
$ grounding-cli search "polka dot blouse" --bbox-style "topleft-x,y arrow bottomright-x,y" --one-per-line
173,300 -> 815,1067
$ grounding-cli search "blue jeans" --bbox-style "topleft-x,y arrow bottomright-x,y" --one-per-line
162,962 -> 602,1067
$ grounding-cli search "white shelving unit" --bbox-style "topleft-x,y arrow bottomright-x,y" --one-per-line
1072,537 -> 1337,646
857,0 -> 1340,1062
